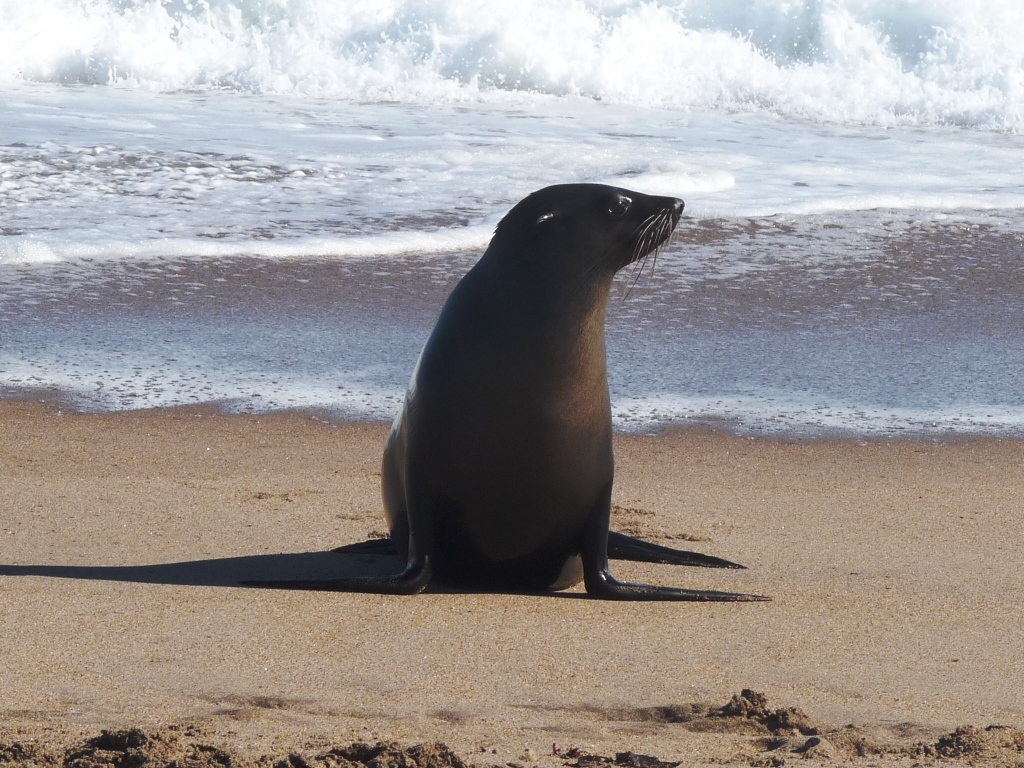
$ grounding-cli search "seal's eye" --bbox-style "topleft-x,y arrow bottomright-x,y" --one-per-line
608,195 -> 631,217
536,212 -> 554,225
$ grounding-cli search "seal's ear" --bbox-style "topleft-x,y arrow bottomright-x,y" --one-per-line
536,212 -> 555,225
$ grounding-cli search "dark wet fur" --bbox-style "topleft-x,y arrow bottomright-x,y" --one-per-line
242,185 -> 766,602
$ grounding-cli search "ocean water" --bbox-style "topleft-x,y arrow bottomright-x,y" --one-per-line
1,0 -> 1023,437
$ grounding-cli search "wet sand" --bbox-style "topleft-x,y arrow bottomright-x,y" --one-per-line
2,399 -> 1023,765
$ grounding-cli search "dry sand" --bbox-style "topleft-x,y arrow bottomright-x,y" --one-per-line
2,399 -> 1023,766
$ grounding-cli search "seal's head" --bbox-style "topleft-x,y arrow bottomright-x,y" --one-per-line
491,183 -> 684,278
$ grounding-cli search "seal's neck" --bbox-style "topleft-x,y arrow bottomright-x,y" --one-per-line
464,249 -> 615,389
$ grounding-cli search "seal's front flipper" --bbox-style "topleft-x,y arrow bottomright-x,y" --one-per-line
583,489 -> 770,602
607,530 -> 744,569
240,555 -> 432,594
585,573 -> 770,602
583,569 -> 770,602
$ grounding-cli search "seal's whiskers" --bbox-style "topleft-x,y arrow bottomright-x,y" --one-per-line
622,207 -> 676,300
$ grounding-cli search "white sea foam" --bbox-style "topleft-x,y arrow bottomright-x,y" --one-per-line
0,227 -> 495,263
2,89 -> 1023,266
0,239 -> 60,265
1,0 -> 1022,129
602,166 -> 737,198
612,393 -> 1024,438
7,349 -> 1022,437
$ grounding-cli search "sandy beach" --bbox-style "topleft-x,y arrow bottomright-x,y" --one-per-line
2,399 -> 1022,765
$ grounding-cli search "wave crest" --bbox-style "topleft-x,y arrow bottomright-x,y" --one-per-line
1,0 -> 1021,128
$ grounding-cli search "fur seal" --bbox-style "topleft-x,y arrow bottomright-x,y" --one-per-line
253,184 -> 767,601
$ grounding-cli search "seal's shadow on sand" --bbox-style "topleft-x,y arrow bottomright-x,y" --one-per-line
0,546 -> 411,589
0,543 -> 587,597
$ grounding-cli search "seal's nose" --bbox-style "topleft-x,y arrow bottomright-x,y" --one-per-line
674,199 -> 684,214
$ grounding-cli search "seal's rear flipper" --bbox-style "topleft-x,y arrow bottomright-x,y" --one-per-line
607,530 -> 744,569
331,538 -> 398,556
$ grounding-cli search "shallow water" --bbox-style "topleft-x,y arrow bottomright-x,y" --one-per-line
4,209 -> 1021,437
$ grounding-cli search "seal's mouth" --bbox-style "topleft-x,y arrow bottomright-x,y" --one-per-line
622,199 -> 683,293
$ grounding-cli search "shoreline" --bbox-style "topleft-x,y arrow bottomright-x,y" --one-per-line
4,390 -> 1023,445
3,399 -> 1023,764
